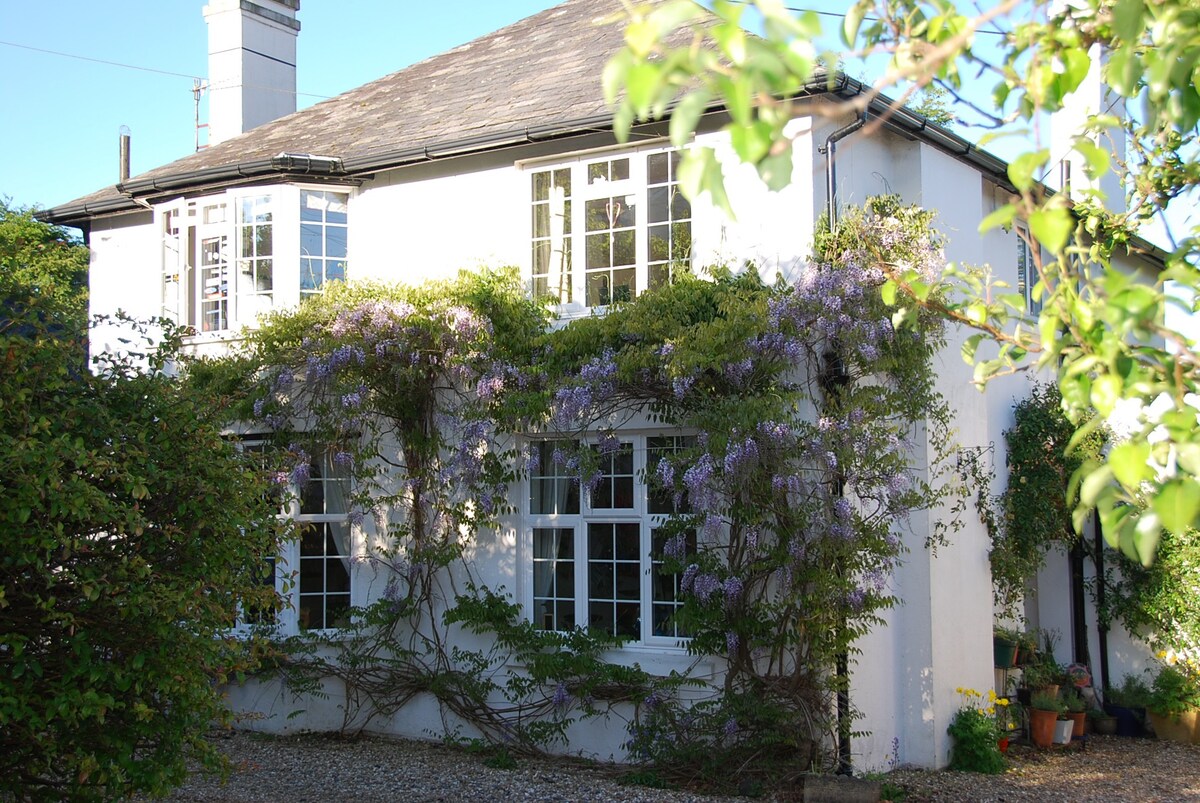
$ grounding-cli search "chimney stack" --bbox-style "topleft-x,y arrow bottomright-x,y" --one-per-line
1050,44 -> 1126,213
118,125 -> 131,183
202,0 -> 300,147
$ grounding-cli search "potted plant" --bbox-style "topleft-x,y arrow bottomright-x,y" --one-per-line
1063,689 -> 1087,738
1017,629 -> 1039,667
1023,659 -> 1061,699
993,626 -> 1020,668
1146,658 -> 1200,744
1053,710 -> 1075,745
1029,690 -> 1064,749
1104,673 -> 1150,737
1089,707 -> 1117,736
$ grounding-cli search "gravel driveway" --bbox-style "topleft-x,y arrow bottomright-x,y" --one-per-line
152,730 -> 1200,802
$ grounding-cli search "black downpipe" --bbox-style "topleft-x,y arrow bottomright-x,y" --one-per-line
820,114 -> 865,775
819,113 -> 867,230
1070,538 -> 1090,666
1093,510 -> 1111,694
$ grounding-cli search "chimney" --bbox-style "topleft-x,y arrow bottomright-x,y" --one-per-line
118,125 -> 131,183
1049,43 -> 1126,213
202,0 -> 300,147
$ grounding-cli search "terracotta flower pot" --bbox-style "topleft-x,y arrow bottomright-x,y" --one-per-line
998,736 -> 1010,754
1030,708 -> 1057,749
1148,708 -> 1200,744
1068,711 -> 1086,738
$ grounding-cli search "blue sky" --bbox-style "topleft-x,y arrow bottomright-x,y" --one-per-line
0,1 -> 561,211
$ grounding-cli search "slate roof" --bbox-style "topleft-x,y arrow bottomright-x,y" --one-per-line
46,0 -> 663,222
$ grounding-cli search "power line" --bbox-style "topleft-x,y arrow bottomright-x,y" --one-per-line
722,1 -> 1009,37
0,40 -> 333,100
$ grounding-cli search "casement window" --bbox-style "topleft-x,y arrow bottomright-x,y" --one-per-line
1016,223 -> 1042,316
159,186 -> 350,333
527,435 -> 694,645
529,148 -> 692,308
294,454 -> 353,631
233,441 -> 353,634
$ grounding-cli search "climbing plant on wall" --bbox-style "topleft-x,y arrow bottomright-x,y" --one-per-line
207,196 -> 967,788
985,382 -> 1105,614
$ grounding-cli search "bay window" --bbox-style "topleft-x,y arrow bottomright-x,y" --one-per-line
529,147 -> 692,308
159,185 -> 350,334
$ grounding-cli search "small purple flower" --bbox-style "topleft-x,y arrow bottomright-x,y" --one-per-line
723,577 -> 744,607
662,534 -> 689,560
680,564 -> 700,593
693,573 -> 722,602
723,716 -> 739,737
290,461 -> 311,485
552,682 -> 571,709
656,456 -> 675,488
253,397 -> 267,418
333,450 -> 354,468
726,631 -> 740,655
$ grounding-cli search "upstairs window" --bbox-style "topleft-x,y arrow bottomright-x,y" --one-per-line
529,147 -> 692,309
1016,223 -> 1042,316
159,186 -> 350,334
300,190 -> 348,301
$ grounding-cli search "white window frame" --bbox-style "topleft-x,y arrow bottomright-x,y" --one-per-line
229,440 -> 355,637
156,184 -> 353,336
527,145 -> 693,313
523,434 -> 694,649
1016,222 -> 1043,316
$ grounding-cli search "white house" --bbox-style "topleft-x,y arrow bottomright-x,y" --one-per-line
44,0 -> 1163,771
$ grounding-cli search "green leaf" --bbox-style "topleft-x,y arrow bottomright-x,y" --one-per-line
1007,150 -> 1048,192
1113,0 -> 1145,42
1079,463 -> 1114,509
670,91 -> 710,148
1108,441 -> 1150,489
1029,206 -> 1073,253
1089,373 -> 1121,417
978,203 -> 1016,233
1152,478 -> 1200,537
757,149 -> 794,193
961,333 -> 984,364
1133,511 -> 1162,567
843,2 -> 867,46
677,147 -> 734,221
880,280 -> 898,307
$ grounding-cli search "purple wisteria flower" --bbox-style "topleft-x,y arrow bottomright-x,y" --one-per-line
726,631 -> 740,654
662,533 -> 688,560
552,682 -> 571,709
680,564 -> 700,593
723,716 -> 739,737
723,577 -> 744,607
693,573 -> 722,603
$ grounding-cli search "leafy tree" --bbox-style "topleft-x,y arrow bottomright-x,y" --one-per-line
605,0 -> 1200,565
908,85 -> 956,126
0,200 -> 88,328
0,252 -> 282,798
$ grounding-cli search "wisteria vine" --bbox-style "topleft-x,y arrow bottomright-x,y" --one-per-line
216,196 -> 967,787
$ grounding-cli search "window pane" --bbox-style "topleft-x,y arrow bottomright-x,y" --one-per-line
615,523 -> 639,560
533,171 -> 550,202
326,229 -> 347,259
302,224 -> 323,257
299,595 -> 323,630
301,259 -> 320,291
587,272 -> 610,307
533,203 -> 550,239
615,602 -> 639,638
585,199 -> 610,232
611,158 -> 630,181
613,230 -> 635,267
648,152 -> 669,184
612,268 -> 635,303
648,186 -> 669,223
586,234 -> 610,270
257,259 -> 273,291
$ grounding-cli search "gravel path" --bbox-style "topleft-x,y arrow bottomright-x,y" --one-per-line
152,731 -> 1200,802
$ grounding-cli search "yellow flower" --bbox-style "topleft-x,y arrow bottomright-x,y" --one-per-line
997,698 -> 1010,707
985,707 -> 996,715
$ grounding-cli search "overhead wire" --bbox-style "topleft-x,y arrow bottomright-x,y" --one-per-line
0,39 -> 333,100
